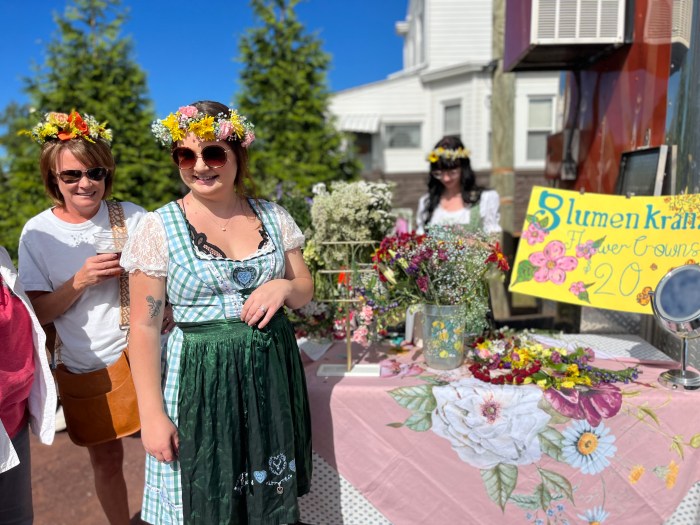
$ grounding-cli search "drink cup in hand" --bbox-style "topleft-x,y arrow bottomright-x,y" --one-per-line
94,232 -> 128,256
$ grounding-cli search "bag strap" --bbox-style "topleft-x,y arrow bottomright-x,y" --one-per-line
106,201 -> 130,330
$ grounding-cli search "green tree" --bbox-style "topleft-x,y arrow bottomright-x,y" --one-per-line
0,103 -> 48,260
237,0 -> 359,196
0,0 -> 180,258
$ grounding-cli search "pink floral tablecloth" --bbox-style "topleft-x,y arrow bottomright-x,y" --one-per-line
305,341 -> 700,524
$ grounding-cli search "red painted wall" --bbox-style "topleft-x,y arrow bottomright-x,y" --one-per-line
565,0 -> 672,193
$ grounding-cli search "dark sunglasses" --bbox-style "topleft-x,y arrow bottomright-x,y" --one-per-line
172,145 -> 229,169
57,167 -> 110,184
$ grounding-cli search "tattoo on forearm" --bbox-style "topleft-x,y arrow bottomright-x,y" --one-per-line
146,296 -> 163,318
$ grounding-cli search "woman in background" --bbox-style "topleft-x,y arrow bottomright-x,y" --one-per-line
0,246 -> 56,524
416,135 -> 501,235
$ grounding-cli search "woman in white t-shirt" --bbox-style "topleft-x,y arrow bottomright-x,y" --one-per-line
416,135 -> 501,235
17,111 -> 148,525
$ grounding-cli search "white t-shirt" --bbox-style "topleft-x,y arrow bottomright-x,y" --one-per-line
18,201 -> 146,373
415,189 -> 502,234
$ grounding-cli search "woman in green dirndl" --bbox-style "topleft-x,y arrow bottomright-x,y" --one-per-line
122,100 -> 313,524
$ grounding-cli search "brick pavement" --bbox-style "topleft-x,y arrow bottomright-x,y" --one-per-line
30,430 -> 146,525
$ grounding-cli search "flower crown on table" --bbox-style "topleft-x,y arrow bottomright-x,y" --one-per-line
20,110 -> 113,145
152,105 -> 256,148
468,331 -> 641,390
426,147 -> 470,163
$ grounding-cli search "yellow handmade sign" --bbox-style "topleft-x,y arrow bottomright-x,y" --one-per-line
509,187 -> 700,314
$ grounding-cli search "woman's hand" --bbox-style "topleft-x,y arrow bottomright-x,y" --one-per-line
161,303 -> 175,334
27,253 -> 126,325
241,279 -> 293,328
74,253 -> 123,289
141,411 -> 179,463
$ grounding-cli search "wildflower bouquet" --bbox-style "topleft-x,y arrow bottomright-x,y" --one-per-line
468,330 -> 641,390
364,225 -> 509,332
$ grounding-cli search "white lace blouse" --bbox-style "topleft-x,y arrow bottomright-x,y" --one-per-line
121,201 -> 305,278
415,189 -> 502,234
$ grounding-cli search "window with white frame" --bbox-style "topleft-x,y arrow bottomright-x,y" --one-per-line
443,103 -> 461,138
385,124 -> 421,148
527,97 -> 554,161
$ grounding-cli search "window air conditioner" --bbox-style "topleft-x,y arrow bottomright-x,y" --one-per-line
533,0 -> 627,45
504,0 -> 633,72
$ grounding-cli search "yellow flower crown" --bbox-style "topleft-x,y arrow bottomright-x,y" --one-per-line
152,105 -> 255,147
20,110 -> 112,145
426,147 -> 470,163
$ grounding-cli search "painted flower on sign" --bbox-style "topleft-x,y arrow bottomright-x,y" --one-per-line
522,221 -> 549,245
431,378 -> 550,469
529,241 -> 579,284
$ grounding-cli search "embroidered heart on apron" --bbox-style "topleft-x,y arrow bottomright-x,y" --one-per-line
253,470 -> 267,484
232,266 -> 258,287
269,454 -> 287,475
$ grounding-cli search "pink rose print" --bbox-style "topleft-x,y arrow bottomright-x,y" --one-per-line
380,358 -> 424,378
528,241 -> 578,285
522,222 -> 548,245
576,240 -> 598,260
569,281 -> 586,295
217,121 -> 233,140
178,105 -> 198,118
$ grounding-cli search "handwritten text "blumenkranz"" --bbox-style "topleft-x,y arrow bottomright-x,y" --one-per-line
536,191 -> 700,232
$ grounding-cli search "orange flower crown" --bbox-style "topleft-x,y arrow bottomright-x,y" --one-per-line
20,110 -> 113,145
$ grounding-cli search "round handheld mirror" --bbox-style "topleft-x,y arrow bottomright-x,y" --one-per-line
651,264 -> 700,390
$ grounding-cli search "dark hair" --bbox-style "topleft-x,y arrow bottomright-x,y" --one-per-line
176,100 -> 254,197
422,135 -> 480,226
40,138 -> 115,206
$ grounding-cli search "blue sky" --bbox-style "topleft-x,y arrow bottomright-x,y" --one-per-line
1,0 -> 407,117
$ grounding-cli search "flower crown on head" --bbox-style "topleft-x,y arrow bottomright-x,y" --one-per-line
20,110 -> 113,145
152,105 -> 256,148
426,147 -> 470,163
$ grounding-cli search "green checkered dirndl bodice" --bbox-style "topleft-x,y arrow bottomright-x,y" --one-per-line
141,199 -> 312,525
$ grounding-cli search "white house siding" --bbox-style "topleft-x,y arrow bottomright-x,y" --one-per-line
425,0 -> 493,69
330,75 -> 428,174
328,0 -> 560,213
513,72 -> 562,170
426,71 -> 492,170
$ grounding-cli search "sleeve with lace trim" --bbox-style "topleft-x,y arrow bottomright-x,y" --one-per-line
120,212 -> 169,278
270,202 -> 305,251
480,190 -> 502,234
